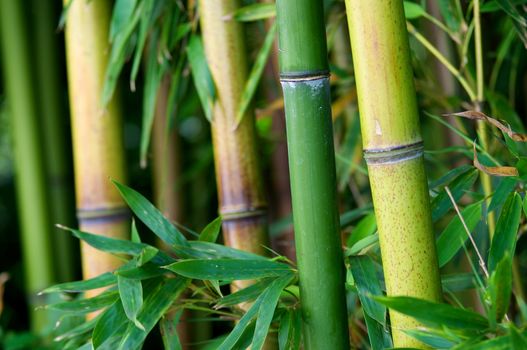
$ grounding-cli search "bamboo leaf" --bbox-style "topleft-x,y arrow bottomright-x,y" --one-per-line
494,0 -> 527,47
102,2 -> 142,106
115,263 -> 167,280
225,3 -> 276,22
251,274 -> 294,350
436,202 -> 482,267
405,329 -> 457,349
118,277 -> 189,350
41,272 -> 116,294
164,259 -> 292,280
510,325 -> 527,349
278,310 -> 293,350
47,291 -> 119,314
374,296 -> 489,331
217,295 -> 263,350
473,144 -> 518,177
234,22 -> 277,128
442,273 -> 477,293
487,254 -> 513,323
363,312 -> 392,350
199,216 -> 222,243
431,169 -> 478,221
488,192 -> 522,273
187,35 -> 215,122
117,276 -> 144,330
113,181 -> 188,247
129,0 -> 155,90
92,300 -> 128,349
403,1 -> 426,19
160,310 -> 183,350
139,33 -> 169,167
489,178 -> 517,211
347,213 -> 376,248
350,256 -> 385,324
109,0 -> 138,42
216,278 -> 272,308
177,241 -> 268,261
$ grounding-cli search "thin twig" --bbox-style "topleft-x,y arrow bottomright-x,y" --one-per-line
445,186 -> 489,278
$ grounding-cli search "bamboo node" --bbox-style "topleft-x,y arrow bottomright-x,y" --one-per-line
77,206 -> 130,224
364,141 -> 424,165
279,70 -> 330,82
220,207 -> 267,221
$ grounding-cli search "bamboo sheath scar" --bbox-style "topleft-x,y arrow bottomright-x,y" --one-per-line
64,0 -> 128,283
276,1 -> 350,349
345,0 -> 442,348
199,0 -> 270,268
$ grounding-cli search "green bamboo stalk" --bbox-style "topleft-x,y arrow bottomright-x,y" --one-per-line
32,0 -> 77,283
275,1 -> 350,349
199,0 -> 270,266
0,0 -> 55,331
345,1 -> 442,347
63,0 -> 128,286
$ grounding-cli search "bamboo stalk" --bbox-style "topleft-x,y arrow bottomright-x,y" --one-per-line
275,1 -> 350,348
32,0 -> 77,283
0,0 -> 55,331
345,1 -> 443,347
63,0 -> 128,284
199,0 -> 269,263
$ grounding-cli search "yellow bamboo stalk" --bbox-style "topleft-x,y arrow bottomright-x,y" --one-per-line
63,0 -> 128,284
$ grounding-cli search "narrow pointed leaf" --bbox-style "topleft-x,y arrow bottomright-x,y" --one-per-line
48,291 -> 119,314
113,181 -> 188,247
165,259 -> 291,280
187,35 -> 215,122
235,22 -> 277,127
228,3 -> 276,22
252,274 -> 294,350
199,217 -> 222,243
488,192 -> 522,273
41,272 -> 116,294
350,255 -> 385,324
118,276 -> 144,330
374,296 -> 488,331
436,202 -> 482,267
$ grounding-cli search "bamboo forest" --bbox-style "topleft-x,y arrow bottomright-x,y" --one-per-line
1,0 -> 527,349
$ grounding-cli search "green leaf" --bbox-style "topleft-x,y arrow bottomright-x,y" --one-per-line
160,310 -> 184,350
216,278 -> 272,308
487,254 -> 513,323
129,0 -> 155,89
109,0 -> 138,42
363,311 -> 392,350
178,241 -> 268,261
436,202 -> 482,267
235,22 -> 277,127
92,300 -> 128,349
374,296 -> 488,331
118,276 -> 144,330
187,35 -> 215,122
113,181 -> 188,247
278,310 -> 293,350
429,165 -> 473,190
493,0 -> 527,47
488,192 -> 522,273
54,315 -> 100,342
115,263 -> 167,280
349,255 -> 385,324
164,259 -> 291,280
47,291 -> 119,314
431,169 -> 478,222
217,296 -> 263,349
139,31 -> 169,167
346,234 -> 379,256
102,2 -> 142,106
199,217 -> 222,243
251,274 -> 294,350
441,273 -> 477,293
482,0 -> 527,12
404,1 -> 426,19
405,329 -> 457,349
347,213 -> 376,248
130,219 -> 141,243
40,272 -> 116,294
438,0 -> 463,32
340,206 -> 373,228
118,277 -> 189,350
229,3 -> 276,22
489,178 -> 517,212
510,325 -> 527,349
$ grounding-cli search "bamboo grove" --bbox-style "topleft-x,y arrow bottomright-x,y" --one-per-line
0,0 -> 526,349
